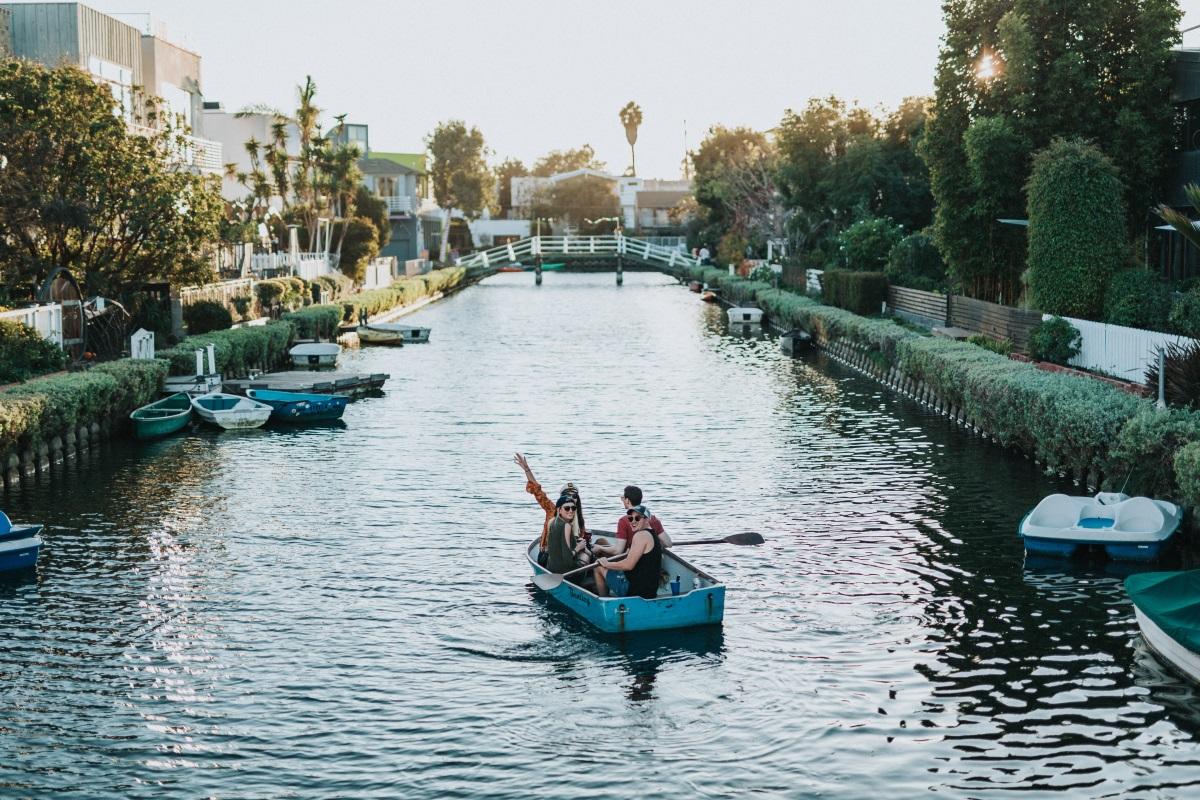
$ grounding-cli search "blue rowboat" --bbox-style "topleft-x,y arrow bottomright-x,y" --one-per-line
0,510 -> 42,573
246,389 -> 349,423
526,539 -> 725,633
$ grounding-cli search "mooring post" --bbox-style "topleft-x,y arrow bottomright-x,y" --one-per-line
535,255 -> 543,286
616,254 -> 623,286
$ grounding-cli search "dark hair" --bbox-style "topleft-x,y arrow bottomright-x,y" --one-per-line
623,485 -> 643,506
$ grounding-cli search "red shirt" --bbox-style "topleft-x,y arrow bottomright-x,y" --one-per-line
615,514 -> 664,549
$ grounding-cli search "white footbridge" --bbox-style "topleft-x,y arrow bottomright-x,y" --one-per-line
457,234 -> 701,271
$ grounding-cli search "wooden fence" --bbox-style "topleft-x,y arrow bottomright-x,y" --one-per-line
887,286 -> 947,327
949,295 -> 1043,350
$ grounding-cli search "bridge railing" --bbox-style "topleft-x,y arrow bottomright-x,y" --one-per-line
459,235 -> 699,270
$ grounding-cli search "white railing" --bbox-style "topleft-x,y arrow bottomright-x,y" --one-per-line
1053,314 -> 1200,382
295,253 -> 337,281
806,269 -> 824,294
383,195 -> 417,214
0,303 -> 63,347
457,235 -> 701,270
127,123 -> 224,174
178,277 -> 255,308
363,257 -> 397,289
251,252 -> 290,273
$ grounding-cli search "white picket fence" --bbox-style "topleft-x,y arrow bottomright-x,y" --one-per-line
1054,315 -> 1199,381
0,304 -> 63,347
363,257 -> 397,289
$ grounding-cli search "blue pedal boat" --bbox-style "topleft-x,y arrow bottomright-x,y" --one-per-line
526,539 -> 725,633
0,510 -> 42,573
1018,492 -> 1183,562
246,389 -> 349,423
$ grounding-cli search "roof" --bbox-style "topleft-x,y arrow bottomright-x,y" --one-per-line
359,157 -> 419,176
637,190 -> 691,208
371,151 -> 426,174
548,168 -> 615,184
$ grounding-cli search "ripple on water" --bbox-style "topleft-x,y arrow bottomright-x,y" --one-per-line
2,273 -> 1199,798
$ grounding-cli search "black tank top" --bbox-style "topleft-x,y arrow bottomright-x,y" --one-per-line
626,531 -> 663,599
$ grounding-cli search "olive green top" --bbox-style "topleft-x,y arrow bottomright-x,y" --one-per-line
543,516 -> 578,574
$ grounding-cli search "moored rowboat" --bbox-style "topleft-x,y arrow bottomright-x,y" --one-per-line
1126,569 -> 1200,685
246,388 -> 349,422
191,392 -> 272,430
130,392 -> 192,439
290,342 -> 340,367
526,539 -> 725,633
0,510 -> 42,573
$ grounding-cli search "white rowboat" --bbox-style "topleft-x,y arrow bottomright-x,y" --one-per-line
191,392 -> 273,430
290,342 -> 340,367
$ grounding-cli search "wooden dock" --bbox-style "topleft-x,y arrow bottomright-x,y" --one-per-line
223,370 -> 390,397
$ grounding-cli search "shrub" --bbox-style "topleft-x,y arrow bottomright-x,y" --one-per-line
339,217 -> 381,283
281,304 -> 342,340
886,231 -> 946,292
157,322 -> 294,377
255,279 -> 286,307
1104,269 -> 1169,331
838,217 -> 903,271
967,334 -> 1012,356
1028,316 -> 1081,365
717,232 -> 747,268
1144,340 -> 1200,409
820,270 -> 888,316
748,264 -> 775,285
182,300 -> 233,335
337,268 -> 468,322
1026,138 -> 1125,318
230,295 -> 253,321
0,358 -> 166,454
1174,441 -> 1200,507
0,320 -> 67,383
1168,288 -> 1200,337
1109,407 -> 1200,500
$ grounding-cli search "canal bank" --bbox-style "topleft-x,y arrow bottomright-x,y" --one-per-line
0,268 -> 475,485
669,263 -> 1200,512
3,271 -> 1199,798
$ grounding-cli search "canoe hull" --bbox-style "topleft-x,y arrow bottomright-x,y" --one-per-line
191,393 -> 272,430
246,389 -> 349,423
1134,607 -> 1200,686
526,540 -> 725,633
0,525 -> 42,573
130,392 -> 191,439
356,325 -> 405,346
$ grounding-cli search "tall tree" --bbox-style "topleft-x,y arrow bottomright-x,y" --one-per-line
531,145 -> 606,177
688,126 -> 772,251
0,59 -> 223,296
426,120 -> 492,262
546,175 -> 620,234
619,101 -> 643,176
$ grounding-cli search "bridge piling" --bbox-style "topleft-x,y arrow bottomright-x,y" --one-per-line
616,254 -> 623,285
535,255 -> 543,286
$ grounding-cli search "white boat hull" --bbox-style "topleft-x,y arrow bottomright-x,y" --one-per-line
356,325 -> 404,345
289,343 -> 340,367
1134,607 -> 1200,685
191,393 -> 272,430
728,307 -> 763,324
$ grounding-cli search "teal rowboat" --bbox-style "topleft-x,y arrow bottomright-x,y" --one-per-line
130,392 -> 192,439
526,539 -> 725,633
1126,570 -> 1200,686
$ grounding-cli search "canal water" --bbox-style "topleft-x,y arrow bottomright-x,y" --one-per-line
2,272 -> 1199,798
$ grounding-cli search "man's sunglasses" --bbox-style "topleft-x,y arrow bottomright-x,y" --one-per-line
561,505 -> 576,511
628,514 -> 644,522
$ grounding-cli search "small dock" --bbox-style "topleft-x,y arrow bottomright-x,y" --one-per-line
224,370 -> 389,398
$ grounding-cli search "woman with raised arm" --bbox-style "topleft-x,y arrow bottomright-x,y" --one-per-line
514,453 -> 589,573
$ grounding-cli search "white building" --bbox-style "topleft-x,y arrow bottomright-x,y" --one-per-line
509,169 -> 691,235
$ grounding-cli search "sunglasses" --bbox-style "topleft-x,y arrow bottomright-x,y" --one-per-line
561,505 -> 576,511
628,514 -> 644,522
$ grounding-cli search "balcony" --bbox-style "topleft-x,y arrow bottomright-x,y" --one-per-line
382,195 -> 417,215
127,123 -> 224,175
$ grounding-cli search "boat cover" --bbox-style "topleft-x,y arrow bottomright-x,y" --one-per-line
1126,570 -> 1200,654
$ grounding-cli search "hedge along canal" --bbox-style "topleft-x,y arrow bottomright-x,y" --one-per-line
0,268 -> 473,486
670,264 -> 1200,513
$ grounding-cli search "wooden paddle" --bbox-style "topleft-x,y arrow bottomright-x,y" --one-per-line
534,532 -> 765,591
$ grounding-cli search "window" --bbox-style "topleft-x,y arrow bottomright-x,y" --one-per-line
87,56 -> 134,121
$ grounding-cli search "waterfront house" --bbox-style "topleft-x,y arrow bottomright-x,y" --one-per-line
0,6 -> 12,56
510,169 -> 691,238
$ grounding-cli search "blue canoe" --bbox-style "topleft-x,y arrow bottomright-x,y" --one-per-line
526,539 -> 725,633
246,389 -> 349,423
0,510 -> 42,573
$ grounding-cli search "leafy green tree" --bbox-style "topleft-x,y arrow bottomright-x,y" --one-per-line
531,145 -> 606,177
426,120 -> 492,261
0,59 -> 223,296
689,126 -> 771,250
493,157 -> 528,217
619,101 -> 643,176
837,217 -> 904,271
338,217 -> 380,282
354,185 -> 391,248
1027,138 -> 1125,318
546,174 -> 619,234
886,230 -> 946,291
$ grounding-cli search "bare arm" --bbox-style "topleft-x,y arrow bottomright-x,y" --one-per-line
601,532 -> 649,572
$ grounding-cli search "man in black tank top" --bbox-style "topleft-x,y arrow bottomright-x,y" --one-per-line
595,505 -> 663,599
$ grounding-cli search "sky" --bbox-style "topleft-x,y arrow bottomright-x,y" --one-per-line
55,0 -> 1200,178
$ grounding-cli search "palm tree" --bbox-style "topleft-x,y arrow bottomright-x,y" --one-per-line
619,101 -> 642,176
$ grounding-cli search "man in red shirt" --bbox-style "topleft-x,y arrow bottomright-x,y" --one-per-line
593,485 -> 670,561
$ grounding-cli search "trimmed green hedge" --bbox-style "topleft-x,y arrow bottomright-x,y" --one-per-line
157,322 -> 294,377
0,358 -> 166,454
819,271 -> 889,316
281,304 -> 342,340
672,260 -> 1200,504
338,268 -> 467,322
0,319 -> 67,383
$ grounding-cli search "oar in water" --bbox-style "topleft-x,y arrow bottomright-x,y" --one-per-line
534,532 -> 766,591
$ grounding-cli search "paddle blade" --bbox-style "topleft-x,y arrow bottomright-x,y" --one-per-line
533,572 -> 565,591
725,532 -> 764,545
